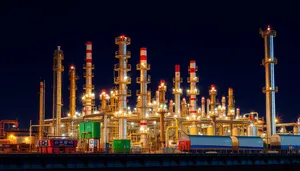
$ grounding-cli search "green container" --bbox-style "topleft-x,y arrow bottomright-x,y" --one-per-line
78,122 -> 101,139
79,123 -> 85,139
113,139 -> 131,153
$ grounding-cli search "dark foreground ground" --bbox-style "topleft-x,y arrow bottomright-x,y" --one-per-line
1,165 -> 297,171
1,153 -> 299,170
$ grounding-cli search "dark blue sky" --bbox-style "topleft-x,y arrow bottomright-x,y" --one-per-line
1,1 -> 299,128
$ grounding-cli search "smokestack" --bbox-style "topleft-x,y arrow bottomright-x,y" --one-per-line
53,46 -> 64,136
83,41 -> 95,115
260,25 -> 278,144
173,64 -> 183,117
39,82 -> 44,140
187,60 -> 199,118
115,35 -> 131,139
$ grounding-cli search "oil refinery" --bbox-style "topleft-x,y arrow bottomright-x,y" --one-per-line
1,25 -> 300,154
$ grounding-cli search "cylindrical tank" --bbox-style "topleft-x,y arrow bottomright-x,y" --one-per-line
279,126 -> 287,133
234,136 -> 264,150
293,126 -> 299,135
207,125 -> 214,135
219,125 -> 224,135
247,124 -> 257,136
270,134 -> 300,150
189,135 -> 233,150
190,125 -> 197,135
232,127 -> 239,136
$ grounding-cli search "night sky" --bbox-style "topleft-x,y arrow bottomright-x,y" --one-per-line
1,1 -> 299,128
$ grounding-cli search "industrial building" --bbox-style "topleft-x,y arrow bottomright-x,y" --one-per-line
1,26 -> 299,154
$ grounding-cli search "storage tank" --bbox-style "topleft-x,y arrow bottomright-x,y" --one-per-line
270,134 -> 300,150
219,125 -> 224,135
207,125 -> 214,135
190,125 -> 197,135
232,136 -> 264,151
279,126 -> 287,133
232,127 -> 239,136
247,124 -> 257,136
188,135 -> 233,150
293,126 -> 300,135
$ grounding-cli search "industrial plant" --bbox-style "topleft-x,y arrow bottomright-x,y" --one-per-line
1,25 -> 300,154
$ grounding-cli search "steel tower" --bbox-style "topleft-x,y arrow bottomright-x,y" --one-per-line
260,25 -> 278,144
114,35 -> 131,139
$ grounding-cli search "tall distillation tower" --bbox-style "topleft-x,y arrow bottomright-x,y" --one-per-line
260,25 -> 278,143
39,81 -> 45,140
53,46 -> 64,136
209,84 -> 217,135
172,65 -> 183,117
69,65 -> 78,119
69,65 -> 78,137
187,60 -> 199,135
136,47 -> 151,147
82,41 -> 95,115
114,35 -> 131,139
158,80 -> 167,147
227,88 -> 235,135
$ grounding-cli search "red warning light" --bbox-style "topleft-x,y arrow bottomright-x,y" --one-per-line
267,25 -> 271,31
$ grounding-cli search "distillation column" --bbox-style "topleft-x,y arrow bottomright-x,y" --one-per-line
221,96 -> 226,116
114,35 -> 131,139
187,60 -> 199,135
201,97 -> 205,117
181,98 -> 188,117
69,66 -> 77,119
54,46 -> 64,136
83,42 -> 95,115
260,25 -> 278,144
208,84 -> 217,135
136,47 -> 150,147
69,66 -> 77,138
227,88 -> 235,135
100,90 -> 109,147
158,80 -> 167,147
39,82 -> 44,140
172,65 -> 183,117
